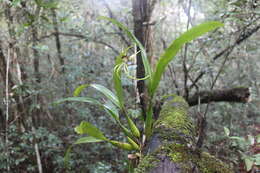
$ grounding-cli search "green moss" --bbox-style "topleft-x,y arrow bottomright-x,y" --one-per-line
169,145 -> 232,173
154,96 -> 195,144
160,143 -> 232,173
194,152 -> 233,173
135,96 -> 233,173
167,144 -> 187,162
134,154 -> 159,173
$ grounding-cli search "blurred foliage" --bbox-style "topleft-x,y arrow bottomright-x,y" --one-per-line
0,125 -> 63,172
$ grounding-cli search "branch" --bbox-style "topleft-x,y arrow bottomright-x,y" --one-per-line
0,40 -> 15,87
101,0 -> 131,47
182,0 -> 192,99
189,23 -> 260,90
187,87 -> 251,106
38,32 -> 120,55
51,9 -> 65,74
93,40 -> 120,55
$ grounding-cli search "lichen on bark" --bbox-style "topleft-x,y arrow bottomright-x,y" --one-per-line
135,96 -> 233,173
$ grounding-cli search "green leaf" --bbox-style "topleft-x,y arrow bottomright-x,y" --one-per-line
109,140 -> 134,151
102,105 -> 134,139
229,136 -> 245,141
99,16 -> 152,89
103,101 -> 120,121
54,96 -> 120,121
224,127 -> 230,136
247,135 -> 255,145
74,121 -> 108,141
244,157 -> 254,171
150,21 -> 224,96
64,145 -> 72,169
257,134 -> 260,143
104,102 -> 137,140
254,154 -> 260,165
73,84 -> 120,108
125,115 -> 140,138
54,97 -> 135,139
120,125 -> 135,140
11,0 -> 21,6
74,136 -> 104,144
127,137 -> 140,150
54,97 -> 101,105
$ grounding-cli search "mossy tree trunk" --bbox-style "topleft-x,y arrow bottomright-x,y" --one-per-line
135,96 -> 234,173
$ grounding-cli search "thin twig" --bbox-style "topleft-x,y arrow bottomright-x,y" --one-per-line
39,32 -> 120,55
168,65 -> 180,95
211,52 -> 230,90
101,0 -> 131,47
32,125 -> 43,173
182,0 -> 192,99
190,23 -> 260,90
5,46 -> 11,172
196,49 -> 233,148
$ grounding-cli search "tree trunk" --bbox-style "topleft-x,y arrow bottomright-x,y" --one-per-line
132,0 -> 156,119
135,96 -> 234,173
51,9 -> 70,95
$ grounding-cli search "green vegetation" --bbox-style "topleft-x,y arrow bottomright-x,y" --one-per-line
55,18 -> 223,170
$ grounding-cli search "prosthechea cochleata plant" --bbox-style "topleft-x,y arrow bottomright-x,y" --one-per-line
54,16 -> 223,168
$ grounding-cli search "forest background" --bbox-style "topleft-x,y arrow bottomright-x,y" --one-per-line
0,0 -> 259,172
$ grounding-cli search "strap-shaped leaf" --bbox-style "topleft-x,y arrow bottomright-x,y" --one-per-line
74,136 -> 104,144
125,114 -> 140,138
127,137 -> 140,150
55,97 -> 135,139
103,101 -> 120,121
150,21 -> 224,96
74,83 -> 120,108
109,140 -> 134,151
54,97 -> 101,105
74,121 -> 108,141
55,97 -> 120,121
64,146 -> 72,169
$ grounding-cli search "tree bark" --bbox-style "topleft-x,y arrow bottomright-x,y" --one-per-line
51,9 -> 70,95
187,87 -> 251,106
152,87 -> 251,120
51,9 -> 64,74
0,41 -> 15,88
132,0 -> 156,119
135,96 -> 234,173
